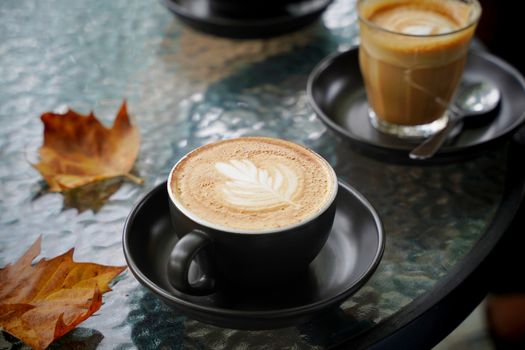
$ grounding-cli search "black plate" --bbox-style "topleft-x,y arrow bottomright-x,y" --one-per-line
307,47 -> 525,162
160,0 -> 333,39
122,181 -> 384,330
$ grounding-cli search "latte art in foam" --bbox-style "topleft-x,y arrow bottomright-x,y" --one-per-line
169,137 -> 337,231
215,159 -> 299,209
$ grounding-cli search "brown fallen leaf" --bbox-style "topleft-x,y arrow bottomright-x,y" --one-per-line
33,101 -> 142,192
0,236 -> 126,350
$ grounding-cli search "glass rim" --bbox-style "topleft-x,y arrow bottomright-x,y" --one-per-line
357,0 -> 482,38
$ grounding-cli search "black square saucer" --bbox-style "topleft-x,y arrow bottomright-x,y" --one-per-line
122,181 -> 384,330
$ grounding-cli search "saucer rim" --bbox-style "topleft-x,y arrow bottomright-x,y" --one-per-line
122,180 -> 384,320
307,46 -> 525,160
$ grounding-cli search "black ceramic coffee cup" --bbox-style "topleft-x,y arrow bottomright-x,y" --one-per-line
166,141 -> 338,295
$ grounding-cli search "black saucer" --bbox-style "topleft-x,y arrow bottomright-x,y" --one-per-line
307,47 -> 525,162
161,0 -> 333,39
122,181 -> 384,330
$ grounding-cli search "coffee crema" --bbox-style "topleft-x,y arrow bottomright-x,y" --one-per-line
169,137 -> 336,231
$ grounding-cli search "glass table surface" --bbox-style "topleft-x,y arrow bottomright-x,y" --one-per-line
0,0 -> 520,349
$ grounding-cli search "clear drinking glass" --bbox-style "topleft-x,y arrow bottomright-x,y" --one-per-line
358,0 -> 482,138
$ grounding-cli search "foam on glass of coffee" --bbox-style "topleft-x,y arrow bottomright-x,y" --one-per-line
167,137 -> 338,294
358,0 -> 482,138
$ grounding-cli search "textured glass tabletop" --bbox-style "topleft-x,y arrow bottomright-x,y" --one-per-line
0,0 -> 510,349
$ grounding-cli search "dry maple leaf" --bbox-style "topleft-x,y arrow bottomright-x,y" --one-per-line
0,236 -> 126,350
33,101 -> 142,192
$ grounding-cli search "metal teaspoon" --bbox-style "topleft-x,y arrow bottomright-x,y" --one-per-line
409,80 -> 501,160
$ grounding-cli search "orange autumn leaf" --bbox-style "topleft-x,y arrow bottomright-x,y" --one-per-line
0,236 -> 126,350
33,101 -> 142,192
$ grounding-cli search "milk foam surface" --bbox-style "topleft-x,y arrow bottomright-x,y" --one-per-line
170,137 -> 336,231
370,6 -> 459,35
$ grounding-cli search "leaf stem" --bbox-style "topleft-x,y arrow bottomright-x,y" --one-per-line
123,173 -> 144,185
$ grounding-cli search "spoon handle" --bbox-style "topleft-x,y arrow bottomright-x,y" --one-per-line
409,116 -> 461,160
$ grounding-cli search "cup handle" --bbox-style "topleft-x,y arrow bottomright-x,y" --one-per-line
167,229 -> 216,295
